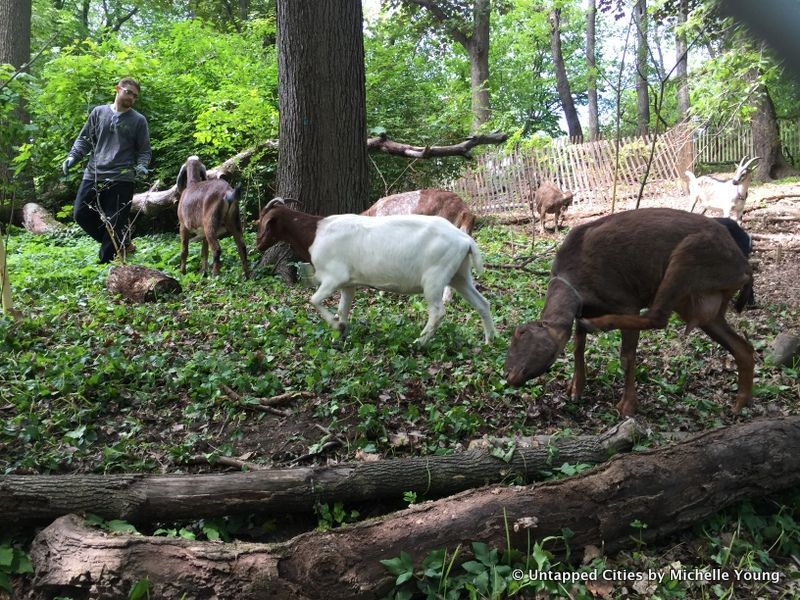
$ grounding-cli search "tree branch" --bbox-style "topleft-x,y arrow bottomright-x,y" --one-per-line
367,132 -> 507,159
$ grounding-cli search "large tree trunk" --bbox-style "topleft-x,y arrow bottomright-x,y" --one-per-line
751,77 -> 799,181
0,0 -> 34,202
468,0 -> 491,133
1,421 -> 639,527
586,0 -> 600,141
675,0 -> 690,120
549,8 -> 583,140
276,0 -> 368,215
30,417 -> 800,600
634,0 -> 650,136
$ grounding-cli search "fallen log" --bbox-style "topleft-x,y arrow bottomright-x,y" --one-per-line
106,265 -> 181,303
29,417 -> 800,600
21,202 -> 65,234
1,420 -> 640,526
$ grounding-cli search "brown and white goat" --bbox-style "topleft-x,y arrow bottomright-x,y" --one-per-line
504,208 -> 754,417
256,198 -> 496,345
531,181 -> 573,234
176,156 -> 249,278
362,189 -> 476,235
686,156 -> 759,223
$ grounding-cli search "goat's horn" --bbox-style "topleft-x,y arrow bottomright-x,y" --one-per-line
742,156 -> 760,170
265,197 -> 286,210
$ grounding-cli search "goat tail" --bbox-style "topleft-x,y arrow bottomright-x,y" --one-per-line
468,239 -> 485,277
224,184 -> 242,204
733,277 -> 755,313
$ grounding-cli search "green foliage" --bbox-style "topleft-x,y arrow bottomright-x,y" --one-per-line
315,502 -> 360,531
21,17 -> 278,212
0,539 -> 33,594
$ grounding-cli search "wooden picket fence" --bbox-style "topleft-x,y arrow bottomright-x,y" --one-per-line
693,120 -> 800,165
449,123 -> 695,216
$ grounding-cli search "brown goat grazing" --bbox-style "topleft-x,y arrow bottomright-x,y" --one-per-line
362,189 -> 476,234
505,208 -> 754,417
176,156 -> 249,278
532,181 -> 573,234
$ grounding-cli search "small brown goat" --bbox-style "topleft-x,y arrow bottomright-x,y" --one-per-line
531,181 -> 573,234
505,208 -> 754,417
176,156 -> 249,278
362,189 -> 476,234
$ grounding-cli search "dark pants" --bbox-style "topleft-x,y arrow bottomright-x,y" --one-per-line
73,179 -> 135,263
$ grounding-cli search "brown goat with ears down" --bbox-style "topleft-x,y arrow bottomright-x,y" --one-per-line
176,155 -> 249,278
504,208 -> 755,417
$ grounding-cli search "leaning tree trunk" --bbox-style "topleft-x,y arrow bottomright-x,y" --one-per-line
1,421 -> 640,527
29,417 -> 800,600
549,8 -> 583,140
276,0 -> 368,215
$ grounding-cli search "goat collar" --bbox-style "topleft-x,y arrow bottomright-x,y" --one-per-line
551,275 -> 583,317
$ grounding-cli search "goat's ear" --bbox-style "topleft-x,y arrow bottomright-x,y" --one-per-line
176,164 -> 187,194
200,164 -> 208,181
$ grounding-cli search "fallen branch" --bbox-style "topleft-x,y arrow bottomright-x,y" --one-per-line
367,131 -> 508,159
29,417 -> 800,599
1,420 -> 640,526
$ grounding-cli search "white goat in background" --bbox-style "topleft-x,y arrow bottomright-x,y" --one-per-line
686,156 -> 759,223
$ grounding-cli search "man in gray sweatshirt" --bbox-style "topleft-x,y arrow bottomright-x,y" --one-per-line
63,77 -> 151,264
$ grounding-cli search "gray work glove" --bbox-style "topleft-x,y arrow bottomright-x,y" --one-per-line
62,156 -> 76,175
134,164 -> 149,178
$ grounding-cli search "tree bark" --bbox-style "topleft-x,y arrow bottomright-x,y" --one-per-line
751,76 -> 799,181
30,417 -> 800,600
21,202 -> 65,234
0,0 -> 35,202
586,0 -> 600,141
635,0 -> 650,135
468,0 -> 491,133
549,8 -> 583,140
106,265 -> 181,303
1,420 -> 640,527
675,0 -> 690,120
276,0 -> 369,215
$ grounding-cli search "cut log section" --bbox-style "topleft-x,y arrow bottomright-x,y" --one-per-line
106,265 -> 181,303
21,203 -> 65,234
29,417 -> 800,600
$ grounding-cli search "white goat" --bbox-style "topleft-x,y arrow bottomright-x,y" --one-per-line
686,156 -> 759,222
256,199 -> 497,345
